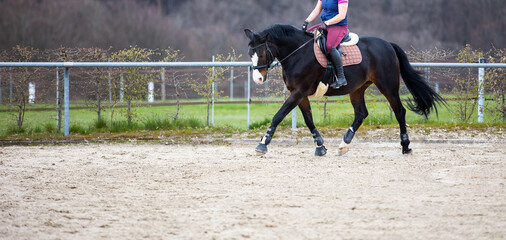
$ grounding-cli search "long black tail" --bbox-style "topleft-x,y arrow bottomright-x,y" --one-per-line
391,43 -> 445,118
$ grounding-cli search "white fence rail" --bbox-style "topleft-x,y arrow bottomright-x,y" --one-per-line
1,61 -> 505,136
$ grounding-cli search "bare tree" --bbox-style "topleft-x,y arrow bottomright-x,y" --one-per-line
160,47 -> 188,120
80,47 -> 111,122
189,50 -> 241,126
486,48 -> 506,122
111,46 -> 155,124
2,46 -> 40,130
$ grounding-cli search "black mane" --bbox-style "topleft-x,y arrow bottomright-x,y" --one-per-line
260,24 -> 313,41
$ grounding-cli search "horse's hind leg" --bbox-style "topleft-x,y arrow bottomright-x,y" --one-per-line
376,84 -> 412,154
298,97 -> 327,156
388,94 -> 412,154
339,84 -> 370,156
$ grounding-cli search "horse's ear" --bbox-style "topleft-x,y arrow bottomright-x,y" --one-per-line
258,33 -> 269,43
244,29 -> 255,40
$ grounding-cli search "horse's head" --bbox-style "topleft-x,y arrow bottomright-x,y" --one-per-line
244,29 -> 274,85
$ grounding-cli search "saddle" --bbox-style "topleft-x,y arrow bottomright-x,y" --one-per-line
313,29 -> 362,68
308,29 -> 362,99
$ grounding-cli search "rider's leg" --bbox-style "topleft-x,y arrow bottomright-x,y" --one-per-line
325,25 -> 348,89
329,47 -> 347,88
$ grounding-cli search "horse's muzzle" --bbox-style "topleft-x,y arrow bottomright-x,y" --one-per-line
252,68 -> 267,84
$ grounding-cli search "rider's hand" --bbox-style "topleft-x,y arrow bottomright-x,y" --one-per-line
302,21 -> 308,31
317,22 -> 328,32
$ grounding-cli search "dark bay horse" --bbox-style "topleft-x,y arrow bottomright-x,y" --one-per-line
245,24 -> 444,156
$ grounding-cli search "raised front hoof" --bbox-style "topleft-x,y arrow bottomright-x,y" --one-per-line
338,147 -> 349,156
255,143 -> 268,155
402,147 -> 412,155
315,145 -> 327,157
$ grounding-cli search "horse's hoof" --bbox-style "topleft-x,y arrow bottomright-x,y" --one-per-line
255,143 -> 268,154
315,145 -> 327,157
339,140 -> 350,156
338,147 -> 349,156
402,148 -> 412,155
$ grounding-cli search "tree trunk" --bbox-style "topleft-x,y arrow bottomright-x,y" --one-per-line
174,101 -> 180,120
172,73 -> 180,120
127,100 -> 132,124
206,102 -> 210,126
97,98 -> 102,121
17,97 -> 26,129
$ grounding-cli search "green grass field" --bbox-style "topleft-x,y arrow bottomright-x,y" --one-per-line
1,94 -> 504,138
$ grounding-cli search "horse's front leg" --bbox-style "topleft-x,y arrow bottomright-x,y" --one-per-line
298,97 -> 327,156
255,92 -> 305,154
339,86 -> 369,156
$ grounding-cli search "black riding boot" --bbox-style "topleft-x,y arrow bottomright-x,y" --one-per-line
329,47 -> 347,88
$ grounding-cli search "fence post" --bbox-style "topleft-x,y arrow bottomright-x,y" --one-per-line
292,108 -> 297,130
0,74 -> 2,104
9,68 -> 12,104
247,66 -> 251,127
244,70 -> 248,99
56,68 -> 59,128
161,68 -> 166,101
64,67 -> 70,136
120,74 -> 124,102
212,56 -> 215,126
230,56 -> 234,101
478,58 -> 486,123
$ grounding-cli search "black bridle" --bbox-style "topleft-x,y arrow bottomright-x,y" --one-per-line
249,37 -> 314,70
249,42 -> 275,70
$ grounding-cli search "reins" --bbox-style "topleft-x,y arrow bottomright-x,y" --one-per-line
273,37 -> 314,67
251,37 -> 314,70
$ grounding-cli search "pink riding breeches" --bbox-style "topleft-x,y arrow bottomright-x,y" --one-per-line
307,24 -> 348,53
325,24 -> 348,53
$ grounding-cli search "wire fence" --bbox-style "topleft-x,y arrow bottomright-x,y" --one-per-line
0,61 -> 505,136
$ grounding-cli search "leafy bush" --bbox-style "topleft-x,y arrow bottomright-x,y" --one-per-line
109,121 -> 140,133
69,124 -> 88,134
94,118 -> 108,130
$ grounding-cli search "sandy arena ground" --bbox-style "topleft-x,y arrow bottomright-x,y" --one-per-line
1,139 -> 505,239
